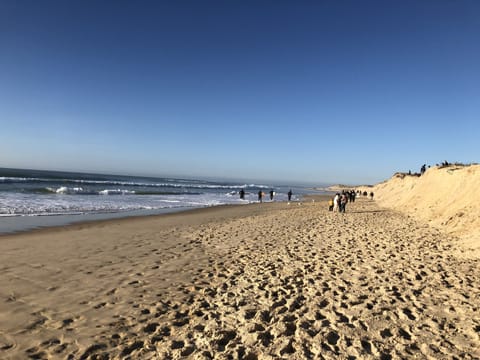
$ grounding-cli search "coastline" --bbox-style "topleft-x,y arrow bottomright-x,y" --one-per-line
1,196 -> 479,359
0,207 -> 202,236
0,200 -> 298,237
0,193 -> 332,236
0,201 -> 290,238
0,167 -> 320,232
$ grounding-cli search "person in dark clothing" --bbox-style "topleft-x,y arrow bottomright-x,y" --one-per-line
269,190 -> 274,201
258,190 -> 263,203
420,164 -> 426,175
288,189 -> 292,201
239,189 -> 245,200
340,193 -> 348,213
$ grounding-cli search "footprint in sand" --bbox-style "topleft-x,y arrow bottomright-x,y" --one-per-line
0,332 -> 16,352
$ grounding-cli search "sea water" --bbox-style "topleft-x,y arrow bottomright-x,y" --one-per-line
0,168 -> 325,233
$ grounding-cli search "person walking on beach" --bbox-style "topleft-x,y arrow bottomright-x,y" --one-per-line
258,190 -> 263,203
269,190 -> 275,201
340,193 -> 348,213
349,190 -> 356,203
288,189 -> 292,201
239,189 -> 245,200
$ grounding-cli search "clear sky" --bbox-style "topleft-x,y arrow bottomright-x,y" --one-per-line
1,1 -> 479,185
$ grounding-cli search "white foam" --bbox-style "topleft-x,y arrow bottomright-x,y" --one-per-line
0,176 -> 271,191
98,189 -> 136,195
0,184 -> 293,217
56,187 -> 84,194
0,177 -> 47,182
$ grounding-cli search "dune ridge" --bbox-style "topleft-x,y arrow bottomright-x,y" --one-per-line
357,164 -> 480,257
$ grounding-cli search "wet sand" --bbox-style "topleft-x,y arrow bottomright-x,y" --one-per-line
0,198 -> 479,359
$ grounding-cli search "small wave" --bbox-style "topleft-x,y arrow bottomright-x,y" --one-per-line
134,191 -> 202,195
56,186 -> 85,194
0,213 -> 20,217
30,187 -> 204,196
48,187 -> 136,195
28,187 -> 57,194
49,187 -> 115,195
98,189 -> 136,195
0,177 -> 48,183
0,176 -> 271,190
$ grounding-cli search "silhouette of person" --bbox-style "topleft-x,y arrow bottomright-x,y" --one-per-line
258,190 -> 263,203
269,190 -> 274,201
288,189 -> 292,201
239,189 -> 245,200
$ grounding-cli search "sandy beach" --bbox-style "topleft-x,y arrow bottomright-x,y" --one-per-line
1,195 -> 479,359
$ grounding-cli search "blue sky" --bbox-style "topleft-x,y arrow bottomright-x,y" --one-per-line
1,1 -> 479,185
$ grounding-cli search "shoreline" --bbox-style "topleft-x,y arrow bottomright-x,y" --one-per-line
1,197 -> 478,358
0,195 -> 333,237
0,206 -> 201,236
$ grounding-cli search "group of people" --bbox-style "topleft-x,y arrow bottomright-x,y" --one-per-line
328,189 -> 374,213
256,190 -> 276,203
257,189 -> 294,202
329,190 -> 356,213
358,190 -> 374,199
239,189 -> 293,202
239,187 -> 375,210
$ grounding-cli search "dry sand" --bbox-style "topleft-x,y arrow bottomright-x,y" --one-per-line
1,197 -> 479,359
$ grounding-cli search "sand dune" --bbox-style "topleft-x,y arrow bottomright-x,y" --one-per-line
1,198 -> 479,359
357,164 -> 480,257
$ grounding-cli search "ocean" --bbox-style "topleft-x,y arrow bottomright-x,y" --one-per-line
0,168 -> 324,233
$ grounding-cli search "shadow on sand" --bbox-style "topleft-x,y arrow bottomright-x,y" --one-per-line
347,209 -> 387,214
